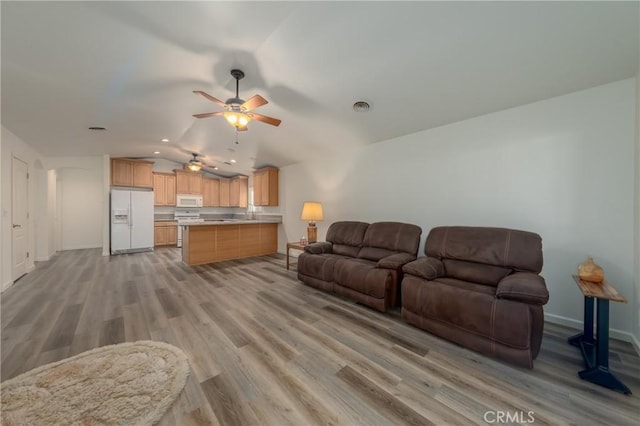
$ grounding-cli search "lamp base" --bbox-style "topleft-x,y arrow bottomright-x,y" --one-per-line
307,225 -> 318,243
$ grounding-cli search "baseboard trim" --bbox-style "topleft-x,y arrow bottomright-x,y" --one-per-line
545,312 -> 640,355
61,245 -> 102,251
102,250 -> 109,257
36,256 -> 50,262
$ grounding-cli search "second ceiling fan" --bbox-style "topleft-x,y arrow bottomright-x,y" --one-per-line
193,69 -> 281,131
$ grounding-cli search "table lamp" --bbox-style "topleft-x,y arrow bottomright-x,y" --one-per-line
300,201 -> 323,243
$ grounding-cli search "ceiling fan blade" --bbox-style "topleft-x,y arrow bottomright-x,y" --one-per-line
193,91 -> 227,107
193,111 -> 225,119
242,94 -> 268,111
251,113 -> 281,127
237,125 -> 248,132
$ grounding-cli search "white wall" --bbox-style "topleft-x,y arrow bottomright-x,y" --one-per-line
46,157 -> 105,250
1,126 -> 43,290
280,78 -> 637,341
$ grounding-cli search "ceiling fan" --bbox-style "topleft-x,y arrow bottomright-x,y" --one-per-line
193,69 -> 281,131
186,153 -> 217,172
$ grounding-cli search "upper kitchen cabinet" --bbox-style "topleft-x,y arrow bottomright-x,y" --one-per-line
175,170 -> 203,195
111,158 -> 154,188
253,167 -> 279,206
219,179 -> 230,207
153,172 -> 176,206
203,177 -> 220,207
230,176 -> 248,208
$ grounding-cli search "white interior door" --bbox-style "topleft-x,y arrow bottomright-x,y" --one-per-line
12,157 -> 28,280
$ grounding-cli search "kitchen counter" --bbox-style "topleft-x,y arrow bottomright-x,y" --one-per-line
181,221 -> 279,266
182,219 -> 282,226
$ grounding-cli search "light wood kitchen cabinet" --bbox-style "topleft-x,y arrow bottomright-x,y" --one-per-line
203,178 -> 220,207
230,176 -> 248,207
111,158 -> 154,188
219,179 -> 230,207
133,162 -> 153,188
175,170 -> 203,195
154,221 -> 178,246
253,167 -> 278,206
153,172 -> 176,206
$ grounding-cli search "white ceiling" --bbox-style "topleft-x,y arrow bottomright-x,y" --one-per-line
2,1 -> 638,176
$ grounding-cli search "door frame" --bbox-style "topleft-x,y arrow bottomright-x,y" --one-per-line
11,155 -> 29,282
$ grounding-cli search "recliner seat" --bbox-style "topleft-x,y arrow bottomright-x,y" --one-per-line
298,221 -> 422,312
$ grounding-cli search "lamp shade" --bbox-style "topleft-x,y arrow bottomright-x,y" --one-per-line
301,202 -> 323,222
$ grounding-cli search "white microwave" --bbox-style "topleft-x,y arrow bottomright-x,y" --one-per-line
176,194 -> 203,208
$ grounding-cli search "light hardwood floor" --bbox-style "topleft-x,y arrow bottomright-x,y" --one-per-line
2,248 -> 639,425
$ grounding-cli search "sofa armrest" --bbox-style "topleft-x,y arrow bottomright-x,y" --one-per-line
304,242 -> 333,254
377,253 -> 416,270
402,257 -> 445,280
497,272 -> 549,305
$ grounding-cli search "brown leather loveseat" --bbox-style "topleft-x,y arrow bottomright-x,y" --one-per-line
298,221 -> 422,312
401,226 -> 549,368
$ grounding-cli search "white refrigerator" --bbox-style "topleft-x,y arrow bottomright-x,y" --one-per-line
110,189 -> 154,254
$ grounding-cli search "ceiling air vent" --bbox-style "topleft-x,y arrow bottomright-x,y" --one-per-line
352,101 -> 370,112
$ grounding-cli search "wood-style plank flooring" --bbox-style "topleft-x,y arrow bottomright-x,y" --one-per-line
2,248 -> 639,425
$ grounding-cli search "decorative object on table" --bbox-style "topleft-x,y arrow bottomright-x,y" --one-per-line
301,201 -> 324,243
0,341 -> 190,425
578,256 -> 605,283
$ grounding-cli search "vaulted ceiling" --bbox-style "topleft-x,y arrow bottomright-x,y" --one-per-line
2,1 -> 638,175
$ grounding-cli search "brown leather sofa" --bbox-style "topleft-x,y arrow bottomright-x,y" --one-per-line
298,221 -> 422,312
401,226 -> 549,368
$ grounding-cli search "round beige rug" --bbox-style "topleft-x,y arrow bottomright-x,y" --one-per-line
1,341 -> 189,425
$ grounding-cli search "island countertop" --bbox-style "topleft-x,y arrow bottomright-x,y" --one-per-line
180,218 -> 282,226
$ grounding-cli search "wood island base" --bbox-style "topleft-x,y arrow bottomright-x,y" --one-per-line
182,223 -> 278,266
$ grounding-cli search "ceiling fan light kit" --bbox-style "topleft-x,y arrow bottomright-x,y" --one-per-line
193,69 -> 281,131
188,153 -> 203,172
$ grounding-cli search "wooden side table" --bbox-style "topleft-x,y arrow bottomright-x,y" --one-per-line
568,275 -> 631,395
286,242 -> 307,270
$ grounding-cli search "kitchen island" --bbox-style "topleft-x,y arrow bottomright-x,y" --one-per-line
181,220 -> 279,266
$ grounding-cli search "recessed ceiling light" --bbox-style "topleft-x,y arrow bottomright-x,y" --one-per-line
161,138 -> 169,142
230,159 -> 237,164
153,151 -> 160,154
353,101 -> 370,112
88,126 -> 106,130
213,166 -> 219,170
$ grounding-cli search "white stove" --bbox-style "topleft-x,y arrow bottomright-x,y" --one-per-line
174,210 -> 202,246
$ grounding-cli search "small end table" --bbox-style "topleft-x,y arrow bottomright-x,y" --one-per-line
286,242 -> 307,270
568,275 -> 631,395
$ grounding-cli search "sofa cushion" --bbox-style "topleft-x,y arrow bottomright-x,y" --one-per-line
333,258 -> 392,299
442,259 -> 511,287
431,277 -> 497,296
402,275 -> 531,349
402,257 -> 445,280
425,226 -> 543,273
297,252 -> 348,282
377,252 -> 417,270
497,272 -> 549,305
359,222 -> 422,261
303,242 -> 332,254
326,221 -> 369,246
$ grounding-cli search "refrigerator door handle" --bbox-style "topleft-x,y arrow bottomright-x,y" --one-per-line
129,207 -> 133,228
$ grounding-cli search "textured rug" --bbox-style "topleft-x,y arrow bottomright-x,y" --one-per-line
1,341 -> 189,425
